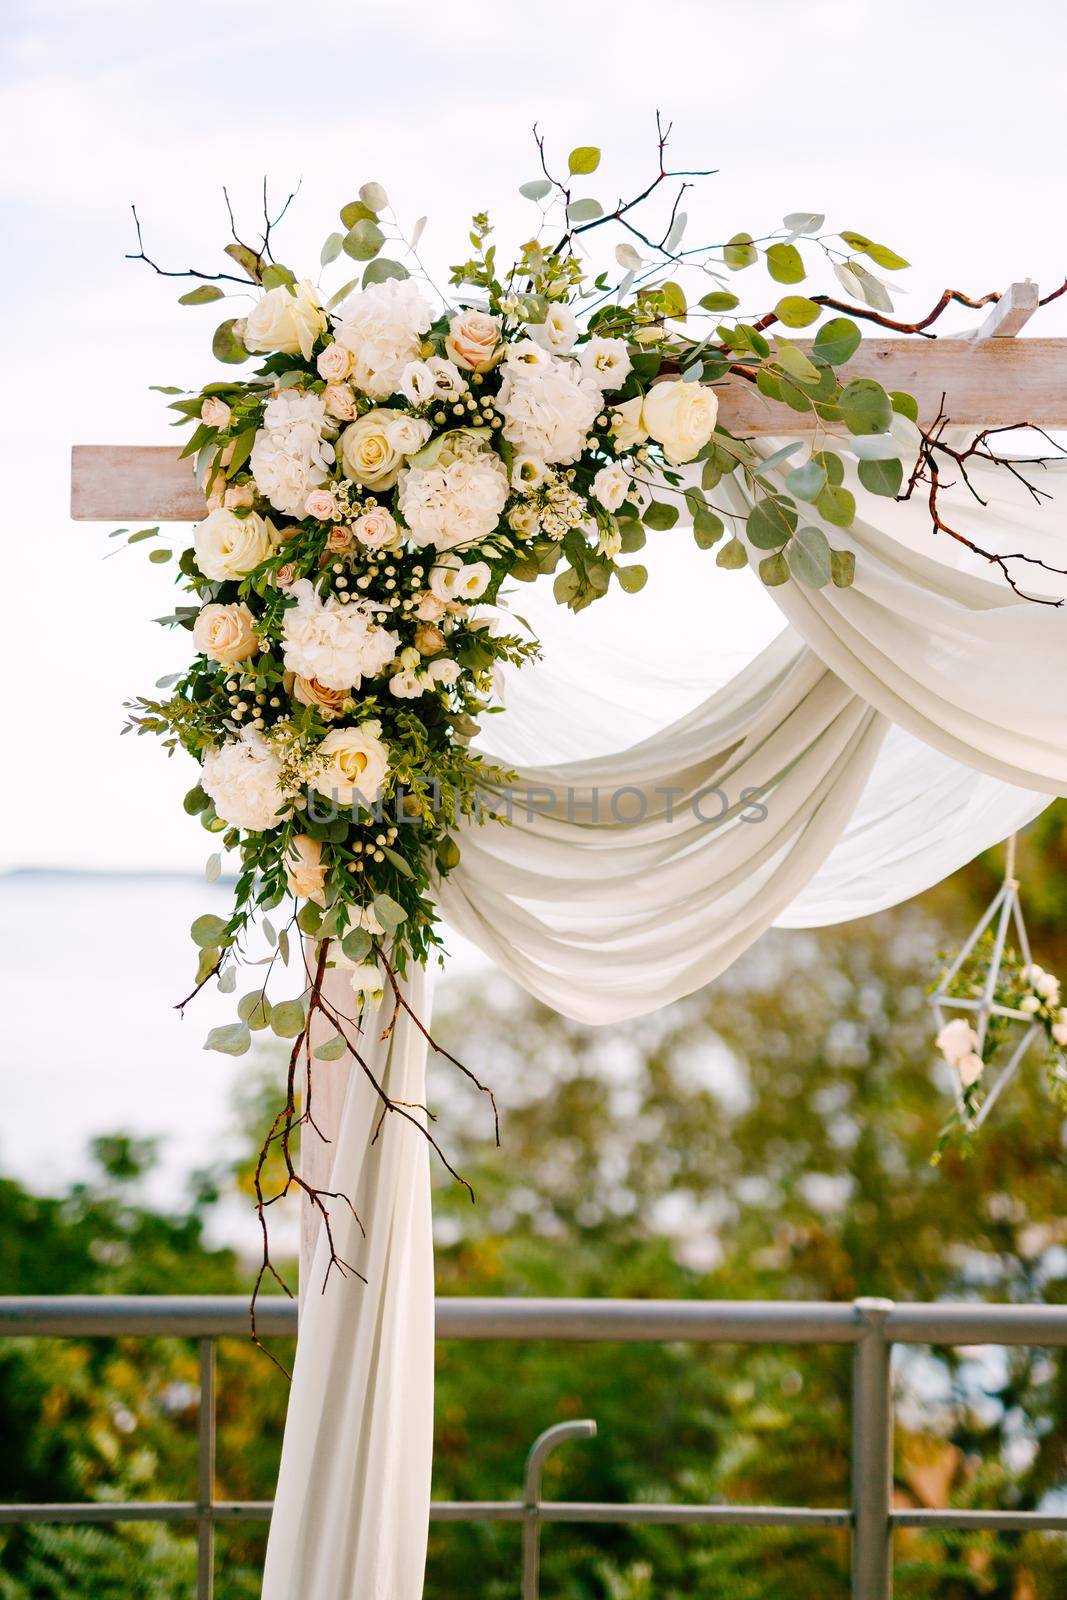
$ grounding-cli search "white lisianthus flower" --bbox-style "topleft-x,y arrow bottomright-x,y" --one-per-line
578,337 -> 633,391
429,555 -> 491,603
496,356 -> 601,465
310,721 -> 390,808
399,455 -> 508,550
334,277 -> 434,400
349,903 -> 385,938
642,378 -> 719,464
193,601 -> 260,666
352,506 -> 402,551
591,463 -> 630,512
281,578 -> 399,691
427,657 -> 462,688
425,356 -> 467,398
612,395 -> 649,452
399,360 -> 439,407
957,1052 -> 985,1088
936,1017 -> 980,1067
194,508 -> 274,581
389,667 -> 427,699
445,309 -> 503,372
508,502 -> 541,537
244,280 -> 327,361
202,729 -> 291,832
335,955 -> 385,1006
503,339 -> 552,374
339,409 -> 431,490
529,304 -> 578,354
284,834 -> 327,905
511,454 -> 548,491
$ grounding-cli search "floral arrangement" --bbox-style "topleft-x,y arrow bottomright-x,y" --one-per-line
120,122 -> 1065,1319
935,943 -> 1067,1148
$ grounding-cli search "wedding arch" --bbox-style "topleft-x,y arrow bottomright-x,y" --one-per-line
73,129 -> 1067,1598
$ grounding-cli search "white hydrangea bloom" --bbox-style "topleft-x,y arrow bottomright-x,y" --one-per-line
249,389 -> 335,517
398,455 -> 509,550
281,579 -> 399,691
201,729 -> 291,832
496,356 -> 601,465
333,277 -> 434,401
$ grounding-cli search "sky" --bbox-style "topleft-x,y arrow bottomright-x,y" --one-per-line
4,0 -> 1067,874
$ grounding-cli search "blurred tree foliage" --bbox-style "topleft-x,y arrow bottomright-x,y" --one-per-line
1,814 -> 1066,1597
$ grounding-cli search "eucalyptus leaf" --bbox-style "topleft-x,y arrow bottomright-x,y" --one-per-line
839,377 -> 893,436
204,1022 -> 251,1057
813,317 -> 861,366
205,853 -> 222,884
191,913 -> 229,949
344,220 -> 385,261
615,242 -> 643,271
698,290 -> 739,312
616,564 -> 648,593
748,496 -> 798,550
766,242 -> 805,284
359,181 -> 389,214
858,457 -> 904,497
320,232 -> 344,267
211,319 -> 249,365
788,525 -> 832,588
271,1000 -> 307,1040
786,459 -> 827,502
774,295 -> 820,328
568,145 -> 601,175
372,894 -> 408,935
849,433 -> 901,460
567,198 -> 603,224
314,1034 -> 349,1061
178,284 -> 225,306
363,258 -> 408,286
520,179 -> 553,201
724,233 -> 757,271
217,967 -> 237,995
238,990 -> 273,1031
831,548 -> 857,587
341,928 -> 373,963
716,537 -> 748,569
759,552 -> 790,586
643,500 -> 679,531
692,507 -> 725,548
815,485 -> 856,527
890,390 -> 919,423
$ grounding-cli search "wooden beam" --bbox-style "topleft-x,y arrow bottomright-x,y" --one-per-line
70,337 -> 1067,520
971,280 -> 1040,341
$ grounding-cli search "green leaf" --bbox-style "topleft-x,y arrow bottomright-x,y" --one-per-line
693,507 -> 725,548
699,290 -> 740,312
839,377 -> 893,436
864,241 -> 909,271
724,233 -> 757,271
774,339 -> 821,385
339,200 -> 377,228
716,537 -> 748,569
238,991 -> 273,1031
204,1022 -> 251,1057
211,319 -> 249,365
184,784 -> 209,816
786,459 -> 827,502
320,232 -> 344,267
812,317 -> 861,366
436,836 -> 461,872
520,178 -> 553,201
890,390 -> 919,423
261,263 -> 296,291
271,1000 -> 307,1039
783,212 -> 825,235
812,450 -> 845,487
759,552 -> 790,587
381,844 -> 414,878
372,894 -> 407,935
766,242 -> 805,284
341,928 -> 373,963
616,564 -> 648,593
363,258 -> 408,287
659,280 -> 687,319
748,495 -> 798,550
858,457 -> 904,497
831,548 -> 857,587
788,525 -> 832,588
643,500 -> 679,531
774,295 -> 821,328
223,243 -> 262,282
359,181 -> 389,214
191,913 -> 229,949
178,284 -> 225,306
343,220 -> 385,261
195,947 -> 219,985
314,1034 -> 349,1061
217,967 -> 237,995
568,146 -> 601,175
205,853 -> 222,884
297,902 -> 323,936
148,548 -> 172,564
566,198 -> 603,223
815,485 -> 856,527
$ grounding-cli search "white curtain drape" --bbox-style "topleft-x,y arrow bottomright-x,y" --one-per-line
262,443 -> 1067,1598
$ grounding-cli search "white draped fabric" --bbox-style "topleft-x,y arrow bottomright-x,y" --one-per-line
262,444 -> 1066,1599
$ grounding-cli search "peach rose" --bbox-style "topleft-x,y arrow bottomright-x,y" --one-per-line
305,489 -> 340,521
284,834 -> 327,905
352,506 -> 400,550
414,623 -> 446,656
192,602 -> 259,666
445,309 -> 504,372
415,591 -> 448,622
326,524 -> 354,552
323,383 -> 357,422
316,343 -> 352,383
292,675 -> 350,716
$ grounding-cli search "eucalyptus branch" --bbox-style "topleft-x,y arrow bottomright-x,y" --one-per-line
126,203 -> 254,287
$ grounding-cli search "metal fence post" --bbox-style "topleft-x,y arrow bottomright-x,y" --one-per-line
851,1298 -> 894,1600
521,1421 -> 596,1600
197,1338 -> 216,1600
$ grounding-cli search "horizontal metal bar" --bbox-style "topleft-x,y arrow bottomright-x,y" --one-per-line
0,1502 -> 274,1525
893,1509 -> 1067,1532
3,1296 -> 1067,1345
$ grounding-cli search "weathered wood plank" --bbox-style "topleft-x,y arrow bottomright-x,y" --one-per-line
971,281 -> 1040,341
70,338 -> 1067,520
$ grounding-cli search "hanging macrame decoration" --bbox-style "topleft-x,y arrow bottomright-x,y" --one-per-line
932,835 -> 1067,1149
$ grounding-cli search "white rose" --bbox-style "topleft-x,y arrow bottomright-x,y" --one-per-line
611,395 -> 649,452
334,277 -> 434,401
389,668 -> 427,699
445,309 -> 503,372
201,396 -> 232,429
958,1052 -> 985,1088
193,601 -> 260,666
201,729 -> 291,832
591,463 -> 630,512
340,410 -> 431,490
578,337 -> 632,391
282,578 -> 398,691
316,343 -> 352,382
936,1017 -> 979,1067
429,555 -> 490,603
642,378 -> 719,464
323,383 -> 357,421
311,722 -> 390,808
529,304 -> 578,354
194,508 -> 274,581
353,507 -> 401,551
427,657 -> 462,688
496,357 -> 601,465
284,834 -> 327,905
244,280 -> 327,361
398,455 -> 508,550
414,622 -> 446,656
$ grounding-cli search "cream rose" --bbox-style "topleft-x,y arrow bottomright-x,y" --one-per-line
193,601 -> 259,666
316,342 -> 352,382
244,279 -> 326,361
201,396 -> 232,429
284,834 -> 327,905
353,507 -> 401,550
205,480 -> 256,513
445,309 -> 503,372
340,410 -> 431,490
642,379 -> 719,464
323,383 -> 357,422
305,489 -> 340,521
611,395 -> 649,452
591,463 -> 630,512
194,508 -> 274,581
310,722 -> 391,809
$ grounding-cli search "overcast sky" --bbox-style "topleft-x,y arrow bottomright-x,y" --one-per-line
4,0 -> 1066,873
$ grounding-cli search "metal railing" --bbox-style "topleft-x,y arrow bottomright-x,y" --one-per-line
2,1295 -> 1067,1599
